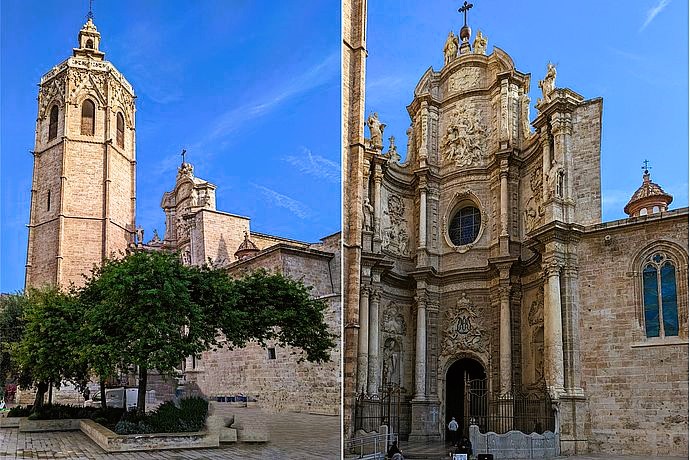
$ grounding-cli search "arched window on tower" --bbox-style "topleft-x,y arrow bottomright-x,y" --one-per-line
86,39 -> 94,49
81,99 -> 95,136
642,252 -> 679,338
48,106 -> 59,141
116,112 -> 125,148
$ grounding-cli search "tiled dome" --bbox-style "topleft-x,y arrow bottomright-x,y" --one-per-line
235,231 -> 259,260
624,169 -> 672,217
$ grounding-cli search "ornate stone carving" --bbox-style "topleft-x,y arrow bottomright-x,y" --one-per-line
472,30 -> 487,55
440,292 -> 487,357
441,106 -> 486,168
528,288 -> 545,383
362,197 -> 374,231
443,31 -> 459,65
537,63 -> 556,104
449,67 -> 481,93
524,166 -> 545,233
382,195 -> 410,256
110,80 -> 135,127
528,288 -> 544,327
384,136 -> 401,164
38,74 -> 66,119
382,301 -> 406,335
366,112 -> 386,149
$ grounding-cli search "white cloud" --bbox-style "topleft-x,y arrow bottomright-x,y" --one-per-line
284,147 -> 340,183
640,0 -> 670,31
251,184 -> 312,219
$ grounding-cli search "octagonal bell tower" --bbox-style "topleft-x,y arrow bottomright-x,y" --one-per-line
25,16 -> 137,288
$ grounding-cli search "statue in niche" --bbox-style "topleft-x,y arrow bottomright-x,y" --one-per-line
523,166 -> 545,233
382,302 -> 406,335
367,112 -> 386,149
472,30 -> 487,55
443,31 -> 459,65
382,337 -> 401,386
362,197 -> 373,232
538,62 -> 557,104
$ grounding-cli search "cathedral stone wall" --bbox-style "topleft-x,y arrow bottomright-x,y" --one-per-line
186,246 -> 340,416
578,210 -> 689,456
570,99 -> 603,226
196,210 -> 249,265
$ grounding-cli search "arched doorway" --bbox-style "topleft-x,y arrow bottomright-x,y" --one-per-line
445,357 -> 486,439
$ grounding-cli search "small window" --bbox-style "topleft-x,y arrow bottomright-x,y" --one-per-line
116,112 -> 125,148
267,348 -> 276,360
48,106 -> 58,140
449,206 -> 481,246
642,252 -> 679,338
47,190 -> 51,211
81,99 -> 95,136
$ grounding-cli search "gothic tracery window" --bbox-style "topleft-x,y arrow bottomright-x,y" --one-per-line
116,112 -> 125,148
81,99 -> 95,136
642,252 -> 679,338
48,105 -> 58,140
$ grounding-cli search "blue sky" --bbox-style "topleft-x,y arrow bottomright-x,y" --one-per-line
1,0 -> 340,292
365,0 -> 688,222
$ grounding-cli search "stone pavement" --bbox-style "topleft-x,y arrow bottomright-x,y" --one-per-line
0,409 -> 340,459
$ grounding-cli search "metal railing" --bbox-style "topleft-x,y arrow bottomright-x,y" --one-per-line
345,432 -> 398,459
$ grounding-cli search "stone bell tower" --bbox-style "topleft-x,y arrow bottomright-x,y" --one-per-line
25,16 -> 136,288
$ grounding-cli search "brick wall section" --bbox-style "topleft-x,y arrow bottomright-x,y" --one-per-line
578,210 -> 688,455
571,99 -> 603,225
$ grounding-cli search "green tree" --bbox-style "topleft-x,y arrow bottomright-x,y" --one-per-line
15,286 -> 89,408
0,293 -> 29,399
80,251 -> 335,413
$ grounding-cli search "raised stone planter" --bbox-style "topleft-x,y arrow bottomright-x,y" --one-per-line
20,418 -> 83,432
80,419 -> 219,452
0,417 -> 21,428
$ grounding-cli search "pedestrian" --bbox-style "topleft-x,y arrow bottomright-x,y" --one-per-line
448,416 -> 459,446
387,440 -> 403,459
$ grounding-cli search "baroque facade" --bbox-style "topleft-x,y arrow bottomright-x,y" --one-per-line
24,17 -> 340,416
343,5 -> 688,457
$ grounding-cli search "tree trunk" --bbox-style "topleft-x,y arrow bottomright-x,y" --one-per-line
48,380 -> 53,405
100,378 -> 107,410
137,366 -> 147,414
33,381 -> 48,409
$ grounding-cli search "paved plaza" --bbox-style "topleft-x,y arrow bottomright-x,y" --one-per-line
0,410 -> 340,460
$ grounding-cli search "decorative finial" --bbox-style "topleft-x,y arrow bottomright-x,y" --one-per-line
87,0 -> 94,20
181,148 -> 187,164
458,1 -> 474,51
642,159 -> 651,175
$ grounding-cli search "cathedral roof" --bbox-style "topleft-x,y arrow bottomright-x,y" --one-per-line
624,169 -> 673,216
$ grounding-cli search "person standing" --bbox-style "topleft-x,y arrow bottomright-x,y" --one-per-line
448,416 -> 459,446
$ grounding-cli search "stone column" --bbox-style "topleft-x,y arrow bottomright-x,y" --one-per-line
499,285 -> 512,394
367,289 -> 381,395
357,286 -> 370,394
414,295 -> 427,399
500,167 -> 509,237
540,127 -> 551,204
372,164 -> 383,251
419,185 -> 427,249
543,259 -> 565,397
418,103 -> 429,167
562,266 -> 584,395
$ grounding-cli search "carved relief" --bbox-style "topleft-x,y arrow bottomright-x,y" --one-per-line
524,166 -> 545,233
382,301 -> 406,335
382,195 -> 410,256
528,288 -> 545,383
110,80 -> 135,127
38,74 -> 67,119
69,69 -> 106,105
440,292 -> 487,357
441,105 -> 486,168
449,67 -> 481,93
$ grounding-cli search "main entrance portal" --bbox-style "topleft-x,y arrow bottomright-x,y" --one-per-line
445,358 -> 486,438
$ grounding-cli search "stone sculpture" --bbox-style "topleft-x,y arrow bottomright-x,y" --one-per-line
473,30 -> 487,55
538,62 -> 556,103
443,31 -> 459,65
367,112 -> 386,149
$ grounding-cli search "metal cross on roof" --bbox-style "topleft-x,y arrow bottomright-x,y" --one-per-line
87,0 -> 94,20
459,1 -> 474,26
642,159 -> 651,173
181,149 -> 187,164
